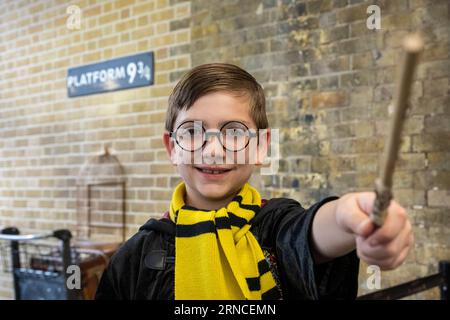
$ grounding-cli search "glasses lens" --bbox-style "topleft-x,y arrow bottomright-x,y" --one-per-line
221,122 -> 250,151
175,122 -> 204,151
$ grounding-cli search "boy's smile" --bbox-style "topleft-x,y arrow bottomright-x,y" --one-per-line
163,91 -> 266,210
193,165 -> 235,178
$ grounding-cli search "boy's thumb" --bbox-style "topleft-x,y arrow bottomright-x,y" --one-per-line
351,192 -> 376,237
355,218 -> 375,237
343,209 -> 374,237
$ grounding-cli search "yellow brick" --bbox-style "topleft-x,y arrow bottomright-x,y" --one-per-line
18,17 -> 31,28
155,22 -> 169,34
177,56 -> 190,69
137,40 -> 150,51
28,3 -> 44,13
29,24 -> 43,34
133,2 -> 155,15
132,102 -> 153,113
70,43 -> 85,54
39,201 -> 54,209
176,30 -> 189,43
156,59 -> 175,71
55,16 -> 66,28
150,163 -> 175,174
150,9 -> 174,22
121,33 -> 130,42
87,41 -> 97,50
115,19 -> 136,32
149,85 -> 173,97
103,2 -> 113,12
103,48 -> 114,59
149,112 -> 166,122
14,200 -> 27,208
121,8 -> 130,19
155,0 -> 168,9
41,30 -> 57,41
175,3 -> 190,17
84,28 -> 102,41
156,73 -> 169,84
84,4 -> 102,17
25,190 -> 41,198
132,27 -> 154,40
30,65 -> 43,74
151,34 -> 175,47
54,58 -> 70,69
137,15 -> 149,27
155,48 -> 168,59
132,127 -> 153,137
83,52 -> 101,63
55,37 -> 70,47
114,43 -> 137,56
99,12 -> 119,25
115,0 -> 135,9
99,35 -> 119,47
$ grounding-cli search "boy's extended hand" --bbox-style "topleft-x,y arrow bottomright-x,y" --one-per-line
335,192 -> 414,270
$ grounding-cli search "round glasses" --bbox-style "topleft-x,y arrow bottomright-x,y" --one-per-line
169,120 -> 258,152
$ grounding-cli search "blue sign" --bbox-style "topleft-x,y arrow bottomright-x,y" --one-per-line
67,52 -> 154,97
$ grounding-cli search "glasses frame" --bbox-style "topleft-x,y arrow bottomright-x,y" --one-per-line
169,120 -> 259,152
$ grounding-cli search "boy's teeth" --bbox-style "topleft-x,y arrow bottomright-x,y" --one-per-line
200,168 -> 227,174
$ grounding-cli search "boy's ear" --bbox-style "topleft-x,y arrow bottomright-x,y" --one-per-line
163,131 -> 177,165
255,128 -> 270,166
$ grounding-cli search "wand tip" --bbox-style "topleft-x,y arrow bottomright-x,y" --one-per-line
403,33 -> 424,53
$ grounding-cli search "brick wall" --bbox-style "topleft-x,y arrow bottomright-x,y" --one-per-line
0,0 -> 449,299
0,0 -> 191,299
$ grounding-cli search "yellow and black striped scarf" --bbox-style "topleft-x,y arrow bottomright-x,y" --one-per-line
169,182 -> 280,300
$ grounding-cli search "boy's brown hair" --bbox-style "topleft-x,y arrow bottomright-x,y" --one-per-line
165,63 -> 268,131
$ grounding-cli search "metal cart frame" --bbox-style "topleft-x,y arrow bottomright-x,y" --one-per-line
0,227 -> 79,300
357,260 -> 449,300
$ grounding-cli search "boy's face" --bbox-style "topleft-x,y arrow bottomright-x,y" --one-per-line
163,91 -> 267,207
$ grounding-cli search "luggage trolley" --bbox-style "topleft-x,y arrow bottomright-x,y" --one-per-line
0,227 -> 115,300
0,147 -> 127,300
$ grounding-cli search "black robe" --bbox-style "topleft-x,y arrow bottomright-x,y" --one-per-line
95,197 -> 360,300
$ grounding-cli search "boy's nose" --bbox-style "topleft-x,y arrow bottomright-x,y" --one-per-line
202,132 -> 224,161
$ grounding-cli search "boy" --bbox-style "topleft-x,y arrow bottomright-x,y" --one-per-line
95,63 -> 413,300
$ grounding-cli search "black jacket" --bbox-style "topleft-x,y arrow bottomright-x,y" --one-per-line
95,197 -> 359,300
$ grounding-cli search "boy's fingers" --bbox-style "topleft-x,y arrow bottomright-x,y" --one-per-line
356,234 -> 411,270
373,244 -> 411,271
358,221 -> 411,260
389,244 -> 411,270
367,201 -> 408,246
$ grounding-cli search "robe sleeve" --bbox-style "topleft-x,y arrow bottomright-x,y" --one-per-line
252,197 -> 360,300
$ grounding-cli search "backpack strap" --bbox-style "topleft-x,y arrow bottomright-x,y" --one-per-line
139,219 -> 176,271
139,217 -> 175,236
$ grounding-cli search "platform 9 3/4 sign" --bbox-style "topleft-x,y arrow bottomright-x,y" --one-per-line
67,52 -> 154,97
